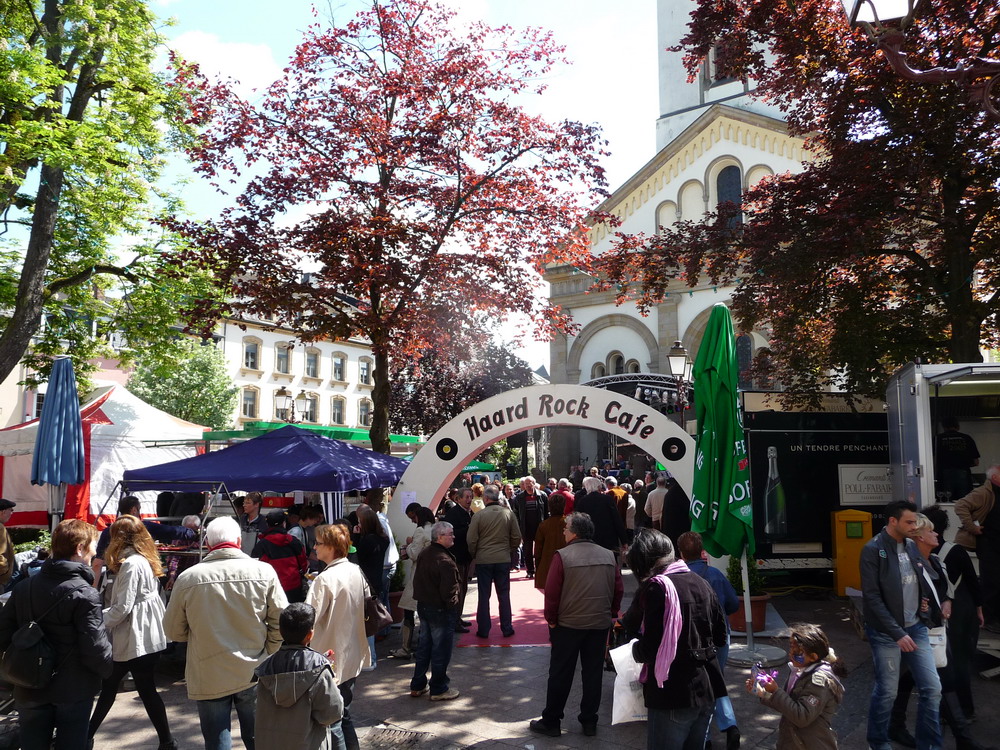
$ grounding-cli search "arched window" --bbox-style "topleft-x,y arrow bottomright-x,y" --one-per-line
626,360 -> 640,374
242,337 -> 262,371
305,348 -> 321,379
611,355 -> 625,375
359,399 -> 372,428
241,387 -> 259,419
359,357 -> 373,386
275,342 -> 292,374
331,352 -> 347,382
717,165 -> 743,228
330,397 -> 346,425
302,393 -> 319,423
591,363 -> 606,379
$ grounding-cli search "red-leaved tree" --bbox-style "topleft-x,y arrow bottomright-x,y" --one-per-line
169,0 -> 608,452
597,0 -> 1000,403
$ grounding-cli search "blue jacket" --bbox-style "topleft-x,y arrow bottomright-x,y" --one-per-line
861,529 -> 942,641
686,559 -> 740,620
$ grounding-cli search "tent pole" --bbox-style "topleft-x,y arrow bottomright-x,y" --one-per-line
740,546 -> 755,652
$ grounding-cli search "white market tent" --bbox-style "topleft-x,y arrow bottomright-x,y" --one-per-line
0,383 -> 207,526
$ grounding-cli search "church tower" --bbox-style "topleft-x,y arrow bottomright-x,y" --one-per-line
655,0 -> 783,150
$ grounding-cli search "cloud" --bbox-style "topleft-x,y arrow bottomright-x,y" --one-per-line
169,30 -> 282,98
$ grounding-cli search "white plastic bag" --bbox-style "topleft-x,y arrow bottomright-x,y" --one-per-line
609,638 -> 647,725
928,626 -> 948,668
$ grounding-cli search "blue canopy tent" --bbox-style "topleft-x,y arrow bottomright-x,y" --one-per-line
122,425 -> 410,522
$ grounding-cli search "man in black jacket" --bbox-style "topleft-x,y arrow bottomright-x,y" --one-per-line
861,500 -> 943,750
444,488 -> 473,632
0,519 -> 112,750
409,521 -> 461,701
574,476 -> 628,560
513,477 -> 549,578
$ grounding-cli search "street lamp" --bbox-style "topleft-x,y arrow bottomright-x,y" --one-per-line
274,387 -> 296,423
294,390 -> 309,422
667,341 -> 693,429
841,0 -> 1000,122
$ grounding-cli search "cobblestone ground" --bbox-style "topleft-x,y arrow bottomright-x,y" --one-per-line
81,570 -> 1000,750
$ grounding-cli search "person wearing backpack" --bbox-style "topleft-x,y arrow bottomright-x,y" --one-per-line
0,519 -> 112,750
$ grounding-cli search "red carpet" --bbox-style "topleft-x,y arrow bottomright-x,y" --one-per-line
456,570 -> 551,647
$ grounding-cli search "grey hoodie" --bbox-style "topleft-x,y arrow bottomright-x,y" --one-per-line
254,644 -> 343,750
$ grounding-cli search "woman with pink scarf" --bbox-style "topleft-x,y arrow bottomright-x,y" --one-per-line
622,529 -> 730,750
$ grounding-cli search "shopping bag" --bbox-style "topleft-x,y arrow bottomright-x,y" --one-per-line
609,639 -> 647,724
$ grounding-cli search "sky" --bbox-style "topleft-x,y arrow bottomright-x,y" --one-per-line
156,0 -> 661,370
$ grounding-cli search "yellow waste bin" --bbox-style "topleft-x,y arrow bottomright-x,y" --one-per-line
831,509 -> 872,596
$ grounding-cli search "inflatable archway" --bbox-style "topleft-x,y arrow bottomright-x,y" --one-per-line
388,384 -> 694,534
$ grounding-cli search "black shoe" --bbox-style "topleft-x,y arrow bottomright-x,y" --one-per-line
454,625 -> 470,633
460,620 -> 472,627
581,723 -> 597,736
888,724 -> 917,748
475,631 -> 490,638
502,629 -> 516,638
529,720 -> 560,737
725,726 -> 740,750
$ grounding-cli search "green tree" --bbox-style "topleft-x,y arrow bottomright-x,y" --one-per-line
1,0 -> 222,388
128,339 -> 238,430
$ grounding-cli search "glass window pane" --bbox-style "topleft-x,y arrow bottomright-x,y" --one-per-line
333,356 -> 345,381
244,343 -> 259,370
359,401 -> 371,427
332,400 -> 344,424
242,389 -> 257,418
306,352 -> 319,377
360,360 -> 371,385
276,346 -> 290,373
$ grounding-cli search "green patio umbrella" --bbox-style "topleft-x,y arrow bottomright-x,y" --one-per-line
690,304 -> 763,654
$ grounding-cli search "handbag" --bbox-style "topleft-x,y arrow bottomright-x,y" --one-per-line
608,639 -> 647,724
921,565 -> 948,668
361,578 -> 393,637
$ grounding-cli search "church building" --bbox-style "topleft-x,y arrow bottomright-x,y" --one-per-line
545,0 -> 811,476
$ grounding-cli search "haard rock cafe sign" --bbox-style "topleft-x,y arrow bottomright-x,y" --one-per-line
390,385 -> 696,527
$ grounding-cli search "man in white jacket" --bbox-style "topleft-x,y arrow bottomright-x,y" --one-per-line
164,516 -> 287,750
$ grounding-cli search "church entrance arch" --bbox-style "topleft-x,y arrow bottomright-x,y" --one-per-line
388,384 -> 694,534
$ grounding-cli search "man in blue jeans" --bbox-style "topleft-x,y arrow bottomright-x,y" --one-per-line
409,521 -> 462,701
861,500 -> 944,750
467,485 -> 522,638
678,531 -> 741,750
165,516 -> 287,750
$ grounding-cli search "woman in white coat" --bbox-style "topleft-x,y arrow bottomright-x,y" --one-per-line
88,515 -> 175,750
307,522 -> 369,750
389,504 -> 435,659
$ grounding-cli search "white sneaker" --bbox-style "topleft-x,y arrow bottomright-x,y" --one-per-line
430,689 -> 460,701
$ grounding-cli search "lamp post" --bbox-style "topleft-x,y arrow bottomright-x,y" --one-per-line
667,340 -> 694,431
841,0 -> 1000,122
274,386 -> 297,423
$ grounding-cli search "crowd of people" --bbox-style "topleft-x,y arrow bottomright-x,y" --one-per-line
0,459 -> 997,750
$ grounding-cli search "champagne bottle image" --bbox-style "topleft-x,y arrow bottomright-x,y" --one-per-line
764,446 -> 788,539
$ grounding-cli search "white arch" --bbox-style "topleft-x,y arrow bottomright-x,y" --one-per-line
389,385 -> 695,535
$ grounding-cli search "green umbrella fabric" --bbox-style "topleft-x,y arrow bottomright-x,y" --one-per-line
689,304 -> 755,558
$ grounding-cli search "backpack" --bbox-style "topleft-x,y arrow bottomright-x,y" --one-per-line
0,578 -> 85,690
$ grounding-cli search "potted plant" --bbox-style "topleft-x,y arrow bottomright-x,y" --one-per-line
387,562 -> 407,624
726,554 -> 771,633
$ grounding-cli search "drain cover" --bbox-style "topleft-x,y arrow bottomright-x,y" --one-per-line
365,727 -> 433,748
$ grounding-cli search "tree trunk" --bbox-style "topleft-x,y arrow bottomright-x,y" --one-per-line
948,314 -> 984,364
369,348 -> 392,455
0,163 -> 64,384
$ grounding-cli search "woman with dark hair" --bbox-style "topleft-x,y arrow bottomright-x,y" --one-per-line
308,523 -> 370,750
390,505 -> 435,660
88,515 -> 176,749
0,519 -> 112,750
623,528 -> 728,750
352,504 -> 389,669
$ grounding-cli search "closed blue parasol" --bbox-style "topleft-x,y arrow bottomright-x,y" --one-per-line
31,356 -> 85,525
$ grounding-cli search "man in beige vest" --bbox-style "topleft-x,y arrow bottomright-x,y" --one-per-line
529,512 -> 623,738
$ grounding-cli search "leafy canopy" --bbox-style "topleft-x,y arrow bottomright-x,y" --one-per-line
128,338 -> 238,430
597,0 -> 1000,403
169,0 -> 609,452
0,0 -> 224,390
